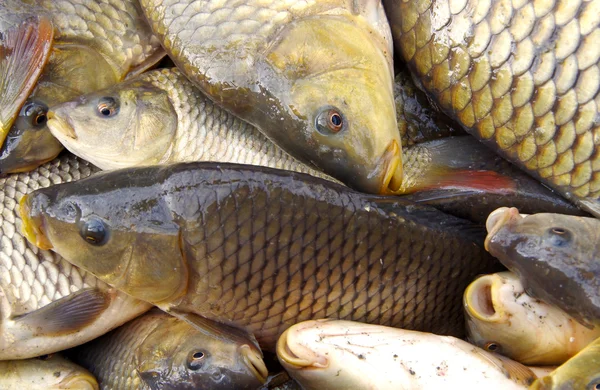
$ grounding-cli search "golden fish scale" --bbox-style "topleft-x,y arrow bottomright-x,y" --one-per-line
37,0 -> 160,76
143,69 -> 334,180
174,179 -> 494,349
393,0 -> 600,203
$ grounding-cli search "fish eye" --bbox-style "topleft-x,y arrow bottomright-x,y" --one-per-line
484,342 -> 501,353
588,378 -> 600,390
19,100 -> 49,129
315,107 -> 345,134
546,227 -> 572,248
187,350 -> 207,371
80,218 -> 109,246
97,97 -> 119,117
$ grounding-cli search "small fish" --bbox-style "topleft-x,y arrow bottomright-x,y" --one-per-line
19,162 -> 498,350
530,336 -> 600,390
485,208 -> 600,328
464,272 -> 600,365
0,155 -> 151,359
0,354 -> 98,390
277,319 -> 538,389
141,0 -> 404,194
70,309 -> 268,390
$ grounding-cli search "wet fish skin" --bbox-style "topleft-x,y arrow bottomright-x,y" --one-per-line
464,272 -> 600,365
384,0 -> 600,216
141,0 -> 404,194
0,155 -> 151,359
485,208 -> 600,328
20,162 -> 499,350
0,353 -> 98,390
277,319 -> 537,390
530,336 -> 600,390
0,0 -> 162,174
70,309 -> 267,390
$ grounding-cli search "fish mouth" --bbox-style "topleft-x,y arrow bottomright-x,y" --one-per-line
464,274 -> 503,323
484,207 -> 524,251
19,194 -> 53,250
240,345 -> 268,383
56,374 -> 99,390
47,110 -> 77,140
375,139 -> 403,194
276,327 -> 328,369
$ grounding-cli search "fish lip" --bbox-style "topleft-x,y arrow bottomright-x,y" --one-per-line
484,207 -> 522,252
276,327 -> 328,369
19,194 -> 53,250
57,374 -> 99,390
47,110 -> 77,140
376,139 -> 403,194
464,274 -> 504,323
240,344 -> 268,383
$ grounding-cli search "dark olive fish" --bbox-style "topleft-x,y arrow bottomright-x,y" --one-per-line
384,0 -> 600,216
485,207 -> 600,328
20,162 -> 499,350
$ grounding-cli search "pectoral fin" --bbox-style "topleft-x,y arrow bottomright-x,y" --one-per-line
12,288 -> 111,336
125,48 -> 167,79
0,16 -> 53,144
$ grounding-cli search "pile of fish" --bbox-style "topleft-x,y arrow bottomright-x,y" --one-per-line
0,0 -> 598,388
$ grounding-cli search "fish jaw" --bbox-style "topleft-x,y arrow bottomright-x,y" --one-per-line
19,193 -> 53,250
55,372 -> 99,390
239,344 -> 269,384
47,109 -> 77,140
464,274 -> 507,324
376,139 -> 403,194
276,325 -> 328,369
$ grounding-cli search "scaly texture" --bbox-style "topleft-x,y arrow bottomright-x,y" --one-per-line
385,0 -> 600,215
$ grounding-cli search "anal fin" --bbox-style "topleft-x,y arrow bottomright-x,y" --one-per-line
0,16 -> 53,144
12,288 -> 111,336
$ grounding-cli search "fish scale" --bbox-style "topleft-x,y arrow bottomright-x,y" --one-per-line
384,0 -> 600,216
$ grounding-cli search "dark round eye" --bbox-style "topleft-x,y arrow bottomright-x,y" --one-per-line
80,218 -> 109,246
187,350 -> 206,371
484,342 -> 501,352
546,227 -> 572,248
588,378 -> 600,390
315,108 -> 344,134
97,97 -> 119,117
18,100 -> 49,129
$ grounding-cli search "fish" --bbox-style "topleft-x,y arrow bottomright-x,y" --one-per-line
0,353 -> 98,390
464,272 -> 600,365
69,309 -> 268,390
45,68 -> 581,219
0,0 -> 53,146
277,319 -> 538,389
0,0 -> 163,175
530,336 -> 600,390
485,207 -> 600,328
0,154 -> 151,359
19,162 -> 499,350
140,0 -> 404,195
383,0 -> 600,217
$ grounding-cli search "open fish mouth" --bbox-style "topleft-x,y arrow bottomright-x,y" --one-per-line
464,274 -> 503,323
240,344 -> 269,383
47,110 -> 78,140
56,373 -> 99,390
376,139 -> 403,194
277,326 -> 328,369
484,207 -> 525,251
19,194 -> 53,250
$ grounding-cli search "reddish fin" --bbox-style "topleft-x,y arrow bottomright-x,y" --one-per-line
0,16 -> 53,144
416,169 -> 517,194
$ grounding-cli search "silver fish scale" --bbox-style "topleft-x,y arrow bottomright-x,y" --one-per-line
36,0 -> 161,75
0,156 -> 104,316
143,68 -> 336,180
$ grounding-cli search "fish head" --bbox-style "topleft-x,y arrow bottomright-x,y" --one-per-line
484,207 -> 600,325
18,167 -> 187,303
264,15 -> 402,194
0,99 -> 63,175
136,315 -> 267,390
47,79 -> 178,170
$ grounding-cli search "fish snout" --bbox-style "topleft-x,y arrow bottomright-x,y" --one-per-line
59,373 -> 99,390
464,274 -> 504,323
239,344 -> 268,383
363,139 -> 403,195
47,107 -> 77,140
19,192 -> 53,250
276,327 -> 328,369
484,207 -> 523,251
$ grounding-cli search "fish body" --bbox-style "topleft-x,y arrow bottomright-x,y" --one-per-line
531,336 -> 600,390
464,272 -> 600,365
485,207 -> 600,328
140,0 -> 403,194
70,309 -> 267,390
0,0 -> 162,174
20,162 -> 499,350
0,155 -> 150,359
277,319 -> 537,390
384,0 -> 600,216
0,354 -> 98,390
